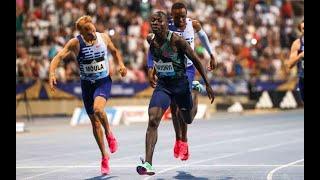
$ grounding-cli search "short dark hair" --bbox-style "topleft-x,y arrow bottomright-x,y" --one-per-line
172,2 -> 187,12
155,11 -> 168,21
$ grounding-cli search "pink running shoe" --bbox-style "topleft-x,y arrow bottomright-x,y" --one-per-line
101,156 -> 110,175
174,140 -> 181,158
179,141 -> 189,161
106,133 -> 118,153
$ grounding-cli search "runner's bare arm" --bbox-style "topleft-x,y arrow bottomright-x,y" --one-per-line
193,20 -> 217,70
285,39 -> 304,69
49,38 -> 78,91
49,38 -> 78,77
176,36 -> 215,103
102,33 -> 127,76
146,33 -> 157,87
176,36 -> 208,86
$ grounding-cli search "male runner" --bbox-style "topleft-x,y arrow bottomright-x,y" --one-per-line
137,11 -> 215,175
147,2 -> 217,161
285,20 -> 304,102
49,15 -> 127,175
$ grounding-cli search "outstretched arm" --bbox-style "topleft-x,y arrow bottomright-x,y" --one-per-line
146,33 -> 156,69
176,36 -> 215,103
49,38 -> 78,92
193,20 -> 217,70
146,33 -> 157,88
147,50 -> 157,87
102,33 -> 127,77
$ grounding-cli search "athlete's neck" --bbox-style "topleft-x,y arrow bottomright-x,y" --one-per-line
82,35 -> 97,46
155,30 -> 169,44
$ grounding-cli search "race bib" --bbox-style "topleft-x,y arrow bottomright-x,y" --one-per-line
83,60 -> 107,74
154,61 -> 175,76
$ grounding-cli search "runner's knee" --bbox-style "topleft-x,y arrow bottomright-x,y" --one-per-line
90,118 -> 101,128
93,107 -> 104,118
180,109 -> 193,124
148,113 -> 161,130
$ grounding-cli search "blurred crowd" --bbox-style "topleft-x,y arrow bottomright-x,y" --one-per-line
16,0 -> 304,84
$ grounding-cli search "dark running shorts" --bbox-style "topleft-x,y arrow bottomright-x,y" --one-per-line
149,76 -> 193,111
81,76 -> 112,115
298,77 -> 304,101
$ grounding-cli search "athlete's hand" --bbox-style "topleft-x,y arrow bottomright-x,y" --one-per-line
119,65 -> 127,77
148,68 -> 157,88
206,84 -> 215,104
207,54 -> 217,71
49,73 -> 57,92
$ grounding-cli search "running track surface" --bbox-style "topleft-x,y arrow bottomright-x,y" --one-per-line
16,109 -> 304,180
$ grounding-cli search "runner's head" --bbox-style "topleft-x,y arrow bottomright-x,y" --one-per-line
75,15 -> 97,42
150,11 -> 168,36
171,2 -> 187,28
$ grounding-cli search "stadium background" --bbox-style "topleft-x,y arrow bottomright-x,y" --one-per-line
16,0 -> 304,118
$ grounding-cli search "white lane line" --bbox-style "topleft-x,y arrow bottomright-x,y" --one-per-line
20,127 -> 300,168
96,128 -> 304,165
24,169 -> 65,180
78,128 -> 303,167
143,139 -> 303,180
20,151 -> 154,180
266,159 -> 304,180
16,121 -> 302,163
19,131 -> 303,179
16,164 -> 304,169
186,129 -> 303,151
17,135 -> 173,163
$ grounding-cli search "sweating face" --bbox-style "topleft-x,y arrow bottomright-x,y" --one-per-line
171,8 -> 187,28
150,14 -> 167,34
80,23 -> 97,41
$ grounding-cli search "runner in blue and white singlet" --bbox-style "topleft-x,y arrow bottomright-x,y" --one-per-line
49,15 -> 127,175
77,32 -> 110,81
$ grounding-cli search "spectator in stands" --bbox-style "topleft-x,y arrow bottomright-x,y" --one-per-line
16,0 -> 303,84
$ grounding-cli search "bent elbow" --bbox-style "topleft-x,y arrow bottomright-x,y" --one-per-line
284,61 -> 293,70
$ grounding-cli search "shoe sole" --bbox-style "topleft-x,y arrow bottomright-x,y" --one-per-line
101,167 -> 110,175
136,166 -> 155,176
181,157 -> 189,161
